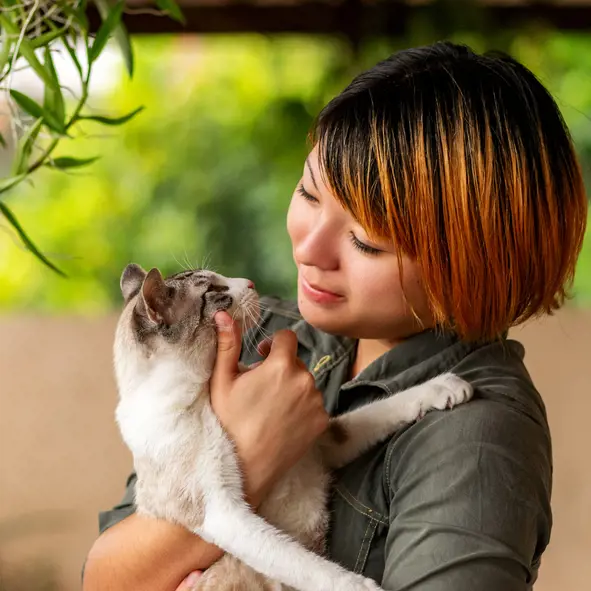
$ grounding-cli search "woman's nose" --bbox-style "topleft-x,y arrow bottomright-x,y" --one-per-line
295,229 -> 339,271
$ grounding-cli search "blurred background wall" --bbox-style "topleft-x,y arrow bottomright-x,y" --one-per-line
1,1 -> 590,590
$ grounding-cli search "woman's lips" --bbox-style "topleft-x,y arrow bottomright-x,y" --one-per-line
300,275 -> 344,304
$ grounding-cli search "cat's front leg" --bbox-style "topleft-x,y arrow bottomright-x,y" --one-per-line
190,405 -> 382,591
195,494 -> 381,591
320,373 -> 473,469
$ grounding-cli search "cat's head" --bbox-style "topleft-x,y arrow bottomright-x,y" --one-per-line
115,264 -> 259,373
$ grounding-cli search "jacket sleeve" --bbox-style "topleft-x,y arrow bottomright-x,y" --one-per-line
381,397 -> 552,591
98,472 -> 137,533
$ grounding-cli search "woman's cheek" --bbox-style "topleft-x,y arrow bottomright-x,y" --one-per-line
286,195 -> 303,247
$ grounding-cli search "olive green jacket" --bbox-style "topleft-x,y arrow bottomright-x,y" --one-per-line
99,297 -> 552,590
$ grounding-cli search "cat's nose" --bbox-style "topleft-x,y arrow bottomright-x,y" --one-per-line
247,280 -> 255,289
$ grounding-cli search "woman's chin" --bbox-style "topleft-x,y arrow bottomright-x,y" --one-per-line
298,296 -> 348,334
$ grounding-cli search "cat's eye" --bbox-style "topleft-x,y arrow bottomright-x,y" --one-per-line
349,232 -> 382,256
297,183 -> 318,203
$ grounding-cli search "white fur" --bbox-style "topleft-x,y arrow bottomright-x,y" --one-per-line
114,271 -> 473,591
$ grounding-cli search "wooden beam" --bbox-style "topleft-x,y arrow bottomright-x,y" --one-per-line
87,2 -> 591,35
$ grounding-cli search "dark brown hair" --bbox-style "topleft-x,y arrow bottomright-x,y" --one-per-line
313,41 -> 588,341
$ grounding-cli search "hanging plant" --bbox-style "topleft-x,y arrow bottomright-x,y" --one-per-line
0,0 -> 183,274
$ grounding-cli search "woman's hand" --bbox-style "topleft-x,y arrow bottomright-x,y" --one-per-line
210,311 -> 329,508
175,571 -> 203,590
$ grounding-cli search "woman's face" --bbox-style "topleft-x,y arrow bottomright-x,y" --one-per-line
287,147 -> 434,341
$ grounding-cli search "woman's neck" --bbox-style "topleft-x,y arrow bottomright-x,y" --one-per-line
350,337 -> 403,379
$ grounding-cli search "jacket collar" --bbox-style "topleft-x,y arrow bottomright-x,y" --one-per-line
292,315 -> 486,410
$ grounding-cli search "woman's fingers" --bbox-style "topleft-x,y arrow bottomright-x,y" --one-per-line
176,570 -> 203,590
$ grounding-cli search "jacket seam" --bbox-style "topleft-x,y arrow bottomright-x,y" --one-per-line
354,519 -> 373,573
335,485 -> 388,525
358,519 -> 378,574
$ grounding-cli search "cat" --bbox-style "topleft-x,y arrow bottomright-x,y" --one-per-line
113,264 -> 473,591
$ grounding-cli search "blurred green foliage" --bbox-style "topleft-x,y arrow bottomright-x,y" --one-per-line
0,30 -> 589,312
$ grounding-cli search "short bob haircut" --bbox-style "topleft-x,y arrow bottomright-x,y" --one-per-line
312,41 -> 588,341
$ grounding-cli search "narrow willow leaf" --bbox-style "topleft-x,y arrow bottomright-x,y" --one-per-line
94,0 -> 134,76
10,90 -> 44,119
89,1 -> 125,64
43,47 -> 66,127
78,106 -> 144,126
0,25 -> 12,79
46,156 -> 99,169
0,15 -> 56,88
30,25 -> 69,50
0,131 -> 6,149
0,174 -> 26,194
12,118 -> 43,175
10,90 -> 65,134
0,201 -> 66,276
156,0 -> 186,24
62,34 -> 83,79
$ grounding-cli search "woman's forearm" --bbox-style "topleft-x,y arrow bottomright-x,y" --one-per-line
82,513 -> 223,591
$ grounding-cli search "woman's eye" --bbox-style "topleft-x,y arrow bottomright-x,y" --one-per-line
349,232 -> 382,256
297,184 -> 318,203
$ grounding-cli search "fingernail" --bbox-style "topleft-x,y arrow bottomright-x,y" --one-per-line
214,311 -> 231,330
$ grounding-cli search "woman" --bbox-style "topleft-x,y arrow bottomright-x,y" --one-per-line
83,41 -> 588,591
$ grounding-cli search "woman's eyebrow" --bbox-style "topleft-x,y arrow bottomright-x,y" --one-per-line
305,157 -> 319,191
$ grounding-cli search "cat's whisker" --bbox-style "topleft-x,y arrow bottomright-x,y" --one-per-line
201,252 -> 212,271
183,250 -> 193,272
172,252 -> 186,272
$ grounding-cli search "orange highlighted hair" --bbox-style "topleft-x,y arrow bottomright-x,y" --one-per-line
313,42 -> 588,341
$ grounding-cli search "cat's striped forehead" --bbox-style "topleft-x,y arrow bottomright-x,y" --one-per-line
168,269 -> 224,287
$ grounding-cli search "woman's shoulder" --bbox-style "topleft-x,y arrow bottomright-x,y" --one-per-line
452,338 -> 550,430
386,337 -> 552,493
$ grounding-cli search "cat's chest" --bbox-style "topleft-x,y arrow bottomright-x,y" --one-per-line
116,383 -> 208,460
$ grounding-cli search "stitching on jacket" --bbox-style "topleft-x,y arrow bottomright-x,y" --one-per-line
358,519 -> 379,574
335,485 -> 387,525
354,519 -> 373,573
384,439 -> 397,491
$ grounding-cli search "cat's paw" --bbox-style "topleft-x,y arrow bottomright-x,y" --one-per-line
416,373 -> 473,418
338,573 -> 382,591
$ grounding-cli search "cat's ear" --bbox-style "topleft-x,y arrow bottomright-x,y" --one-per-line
120,263 -> 147,303
141,268 -> 175,325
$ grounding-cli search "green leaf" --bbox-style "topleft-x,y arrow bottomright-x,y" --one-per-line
78,106 -> 144,126
43,47 -> 66,128
30,25 -> 69,50
9,90 -> 65,134
62,34 -> 83,79
12,117 -> 43,175
0,174 -> 27,194
46,156 -> 100,169
10,90 -> 44,118
89,1 -> 125,63
0,131 -> 6,149
0,200 -> 66,276
156,0 -> 186,24
94,0 -> 134,76
0,15 -> 56,88
0,24 -> 12,80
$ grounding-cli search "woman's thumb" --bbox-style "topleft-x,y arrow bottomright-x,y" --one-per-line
212,311 -> 242,384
